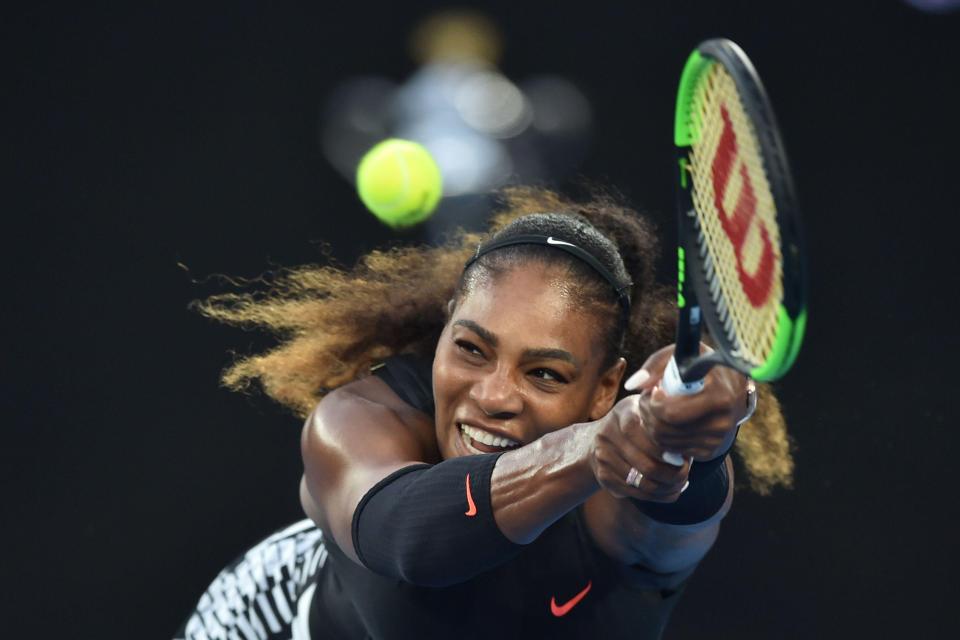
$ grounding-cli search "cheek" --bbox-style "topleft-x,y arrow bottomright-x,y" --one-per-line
543,391 -> 592,432
526,389 -> 595,438
432,346 -> 465,415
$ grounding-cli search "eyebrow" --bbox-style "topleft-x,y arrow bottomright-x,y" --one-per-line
453,319 -> 580,369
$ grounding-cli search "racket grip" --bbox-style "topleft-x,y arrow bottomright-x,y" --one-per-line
661,355 -> 705,396
660,356 -> 703,467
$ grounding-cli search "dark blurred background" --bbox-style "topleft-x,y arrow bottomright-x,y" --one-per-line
5,1 -> 959,637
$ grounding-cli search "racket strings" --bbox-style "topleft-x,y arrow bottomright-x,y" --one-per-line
688,65 -> 783,366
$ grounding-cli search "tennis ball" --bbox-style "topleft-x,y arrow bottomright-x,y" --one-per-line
356,139 -> 443,228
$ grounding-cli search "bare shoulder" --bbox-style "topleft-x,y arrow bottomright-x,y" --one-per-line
302,375 -> 438,467
299,373 -> 439,556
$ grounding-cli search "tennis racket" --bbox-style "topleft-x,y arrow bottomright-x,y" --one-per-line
661,38 -> 807,398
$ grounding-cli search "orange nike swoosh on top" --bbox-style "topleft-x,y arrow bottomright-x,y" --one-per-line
550,580 -> 592,617
464,473 -> 477,516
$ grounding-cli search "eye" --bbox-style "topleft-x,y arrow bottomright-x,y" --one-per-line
455,339 -> 484,358
530,368 -> 568,384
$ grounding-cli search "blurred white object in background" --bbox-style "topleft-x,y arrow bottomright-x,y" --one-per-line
903,0 -> 960,12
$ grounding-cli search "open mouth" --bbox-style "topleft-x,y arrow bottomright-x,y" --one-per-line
458,423 -> 521,454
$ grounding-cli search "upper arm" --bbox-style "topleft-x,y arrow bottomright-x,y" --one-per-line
300,379 -> 434,562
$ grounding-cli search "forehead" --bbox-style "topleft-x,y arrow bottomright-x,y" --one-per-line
454,264 -> 599,353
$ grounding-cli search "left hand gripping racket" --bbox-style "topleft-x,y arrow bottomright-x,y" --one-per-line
662,38 -> 808,400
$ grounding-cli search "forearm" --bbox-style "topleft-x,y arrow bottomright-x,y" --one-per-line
351,421 -> 602,586
491,420 -> 601,544
352,418 -> 729,585
585,457 -> 734,573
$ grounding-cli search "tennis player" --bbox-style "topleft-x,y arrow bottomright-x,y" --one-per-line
174,188 -> 793,640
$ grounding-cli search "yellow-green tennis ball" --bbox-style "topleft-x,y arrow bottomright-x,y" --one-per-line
356,139 -> 443,228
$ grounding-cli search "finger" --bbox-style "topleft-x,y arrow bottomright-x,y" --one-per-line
620,440 -> 691,486
645,411 -> 735,453
632,394 -> 718,453
628,342 -> 722,394
651,431 -> 715,465
673,448 -> 718,463
627,470 -> 688,502
612,447 -> 690,495
612,447 -> 690,498
624,345 -> 676,391
655,439 -> 728,464
638,443 -> 692,479
650,382 -> 736,426
627,399 -> 693,465
623,367 -> 651,392
618,470 -> 682,501
661,451 -> 687,467
614,396 -> 689,475
650,423 -> 726,449
654,415 -> 734,462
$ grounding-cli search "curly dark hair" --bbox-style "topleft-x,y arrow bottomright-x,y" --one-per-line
193,186 -> 794,494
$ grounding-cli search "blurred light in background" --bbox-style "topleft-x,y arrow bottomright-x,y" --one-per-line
318,8 -> 594,234
903,0 -> 960,12
524,76 -> 592,136
409,9 -> 503,65
454,70 -> 532,138
320,77 -> 398,182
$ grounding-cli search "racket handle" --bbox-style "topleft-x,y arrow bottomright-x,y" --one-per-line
661,355 -> 705,396
660,356 -> 702,467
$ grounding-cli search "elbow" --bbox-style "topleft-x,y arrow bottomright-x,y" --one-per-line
359,527 -> 493,588
386,538 -> 474,588
398,565 -> 466,588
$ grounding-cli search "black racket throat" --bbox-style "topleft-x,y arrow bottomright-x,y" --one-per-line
674,305 -> 711,382
674,210 -> 729,383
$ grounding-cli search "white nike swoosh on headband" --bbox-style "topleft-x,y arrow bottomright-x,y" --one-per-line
546,237 -> 575,247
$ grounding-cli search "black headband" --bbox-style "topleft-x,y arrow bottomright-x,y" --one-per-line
463,234 -> 632,322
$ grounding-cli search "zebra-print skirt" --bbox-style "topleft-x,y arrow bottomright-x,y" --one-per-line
174,519 -> 327,640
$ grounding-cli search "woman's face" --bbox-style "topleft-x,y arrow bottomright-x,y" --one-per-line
433,263 -> 626,460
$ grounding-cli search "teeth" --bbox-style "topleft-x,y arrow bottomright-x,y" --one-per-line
459,424 -> 519,449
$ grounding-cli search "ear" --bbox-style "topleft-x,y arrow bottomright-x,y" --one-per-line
446,298 -> 456,319
588,357 -> 626,421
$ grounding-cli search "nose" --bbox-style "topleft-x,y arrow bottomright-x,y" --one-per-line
469,364 -> 523,419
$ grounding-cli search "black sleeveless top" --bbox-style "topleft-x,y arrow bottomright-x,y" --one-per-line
309,354 -> 694,639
